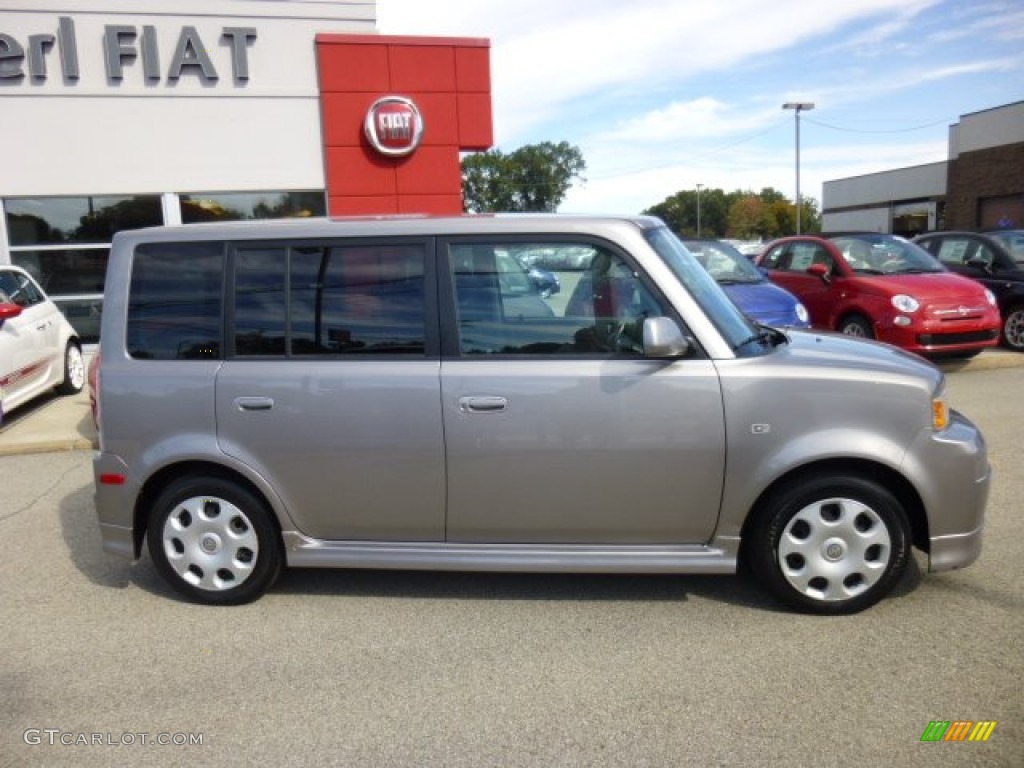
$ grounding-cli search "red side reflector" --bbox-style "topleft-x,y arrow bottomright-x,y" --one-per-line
99,473 -> 126,485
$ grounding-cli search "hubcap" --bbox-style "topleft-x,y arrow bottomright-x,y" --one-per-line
67,347 -> 85,389
162,496 -> 259,591
842,322 -> 866,337
778,497 -> 891,602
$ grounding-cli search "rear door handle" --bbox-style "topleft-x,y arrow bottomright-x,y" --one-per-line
458,396 -> 508,414
235,396 -> 274,412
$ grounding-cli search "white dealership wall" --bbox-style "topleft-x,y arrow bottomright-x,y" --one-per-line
0,0 -> 375,198
821,162 -> 945,234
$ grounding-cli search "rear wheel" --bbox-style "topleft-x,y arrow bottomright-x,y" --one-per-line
745,475 -> 910,614
56,342 -> 85,395
1002,305 -> 1024,351
148,476 -> 282,605
838,314 -> 874,339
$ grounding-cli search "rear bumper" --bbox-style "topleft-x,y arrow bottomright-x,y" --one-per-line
93,451 -> 140,559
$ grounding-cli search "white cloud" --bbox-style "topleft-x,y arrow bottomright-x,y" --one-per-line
376,0 -> 1021,213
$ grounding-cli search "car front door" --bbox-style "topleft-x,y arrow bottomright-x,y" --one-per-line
439,239 -> 726,545
761,242 -> 839,327
924,235 -> 1008,292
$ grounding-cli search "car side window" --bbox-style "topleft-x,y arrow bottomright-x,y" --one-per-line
761,245 -> 788,270
973,242 -> 996,267
127,242 -> 224,360
232,243 -> 428,357
0,270 -> 44,308
784,243 -> 833,273
450,243 -> 669,356
933,237 -> 973,266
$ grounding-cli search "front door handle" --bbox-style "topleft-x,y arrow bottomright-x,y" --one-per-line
235,396 -> 274,412
458,396 -> 508,414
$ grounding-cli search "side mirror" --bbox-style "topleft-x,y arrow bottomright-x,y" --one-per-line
643,316 -> 690,358
0,302 -> 24,324
807,263 -> 831,283
964,256 -> 992,273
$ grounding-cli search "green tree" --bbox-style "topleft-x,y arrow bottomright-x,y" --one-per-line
798,195 -> 822,233
643,187 -> 728,237
646,185 -> 821,237
727,195 -> 768,239
462,141 -> 586,213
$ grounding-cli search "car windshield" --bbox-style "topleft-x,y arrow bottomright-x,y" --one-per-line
646,227 -> 760,352
829,234 -> 944,275
681,240 -> 764,284
988,230 -> 1024,264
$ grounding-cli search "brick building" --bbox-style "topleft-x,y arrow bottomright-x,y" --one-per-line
822,101 -> 1024,236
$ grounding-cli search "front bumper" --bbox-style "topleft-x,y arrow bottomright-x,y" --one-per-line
903,409 -> 991,572
930,523 -> 985,572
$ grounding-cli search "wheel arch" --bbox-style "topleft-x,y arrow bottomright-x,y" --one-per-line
738,458 -> 929,565
834,310 -> 875,335
132,460 -> 282,559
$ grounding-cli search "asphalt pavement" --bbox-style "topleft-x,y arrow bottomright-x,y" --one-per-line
0,351 -> 1022,767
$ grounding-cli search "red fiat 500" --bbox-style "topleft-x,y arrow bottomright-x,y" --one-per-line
756,233 -> 1001,358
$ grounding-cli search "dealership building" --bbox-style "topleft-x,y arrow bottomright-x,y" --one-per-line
821,101 -> 1024,237
0,0 -> 493,342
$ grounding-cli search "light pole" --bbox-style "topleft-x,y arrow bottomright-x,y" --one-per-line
696,183 -> 704,237
782,101 -> 814,234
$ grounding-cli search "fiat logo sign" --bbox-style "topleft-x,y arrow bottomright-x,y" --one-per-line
364,96 -> 424,157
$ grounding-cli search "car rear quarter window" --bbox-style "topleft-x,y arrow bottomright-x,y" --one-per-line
127,242 -> 224,360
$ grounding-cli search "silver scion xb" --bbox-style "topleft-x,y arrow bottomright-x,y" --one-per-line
92,215 -> 989,614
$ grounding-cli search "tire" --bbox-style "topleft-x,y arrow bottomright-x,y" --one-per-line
56,342 -> 85,395
838,314 -> 874,339
745,475 -> 910,615
147,476 -> 283,605
1002,305 -> 1024,351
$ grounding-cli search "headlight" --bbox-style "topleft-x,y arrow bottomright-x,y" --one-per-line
985,289 -> 996,307
932,384 -> 949,431
892,294 -> 919,313
795,303 -> 809,323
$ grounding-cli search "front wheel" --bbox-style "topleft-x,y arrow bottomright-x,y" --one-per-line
745,475 -> 910,614
148,476 -> 283,605
838,314 -> 874,339
1002,305 -> 1024,351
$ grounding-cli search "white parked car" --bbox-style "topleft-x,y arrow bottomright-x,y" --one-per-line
0,265 -> 84,419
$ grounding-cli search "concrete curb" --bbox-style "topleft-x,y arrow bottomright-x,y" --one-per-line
0,437 -> 97,457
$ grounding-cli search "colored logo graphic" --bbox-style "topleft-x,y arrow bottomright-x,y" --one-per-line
364,96 -> 424,157
920,720 -> 997,742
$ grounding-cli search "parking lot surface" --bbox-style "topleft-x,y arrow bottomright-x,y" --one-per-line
1,366 -> 1022,767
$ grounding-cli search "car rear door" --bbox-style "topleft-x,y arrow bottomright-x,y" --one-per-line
438,238 -> 726,545
215,239 -> 446,542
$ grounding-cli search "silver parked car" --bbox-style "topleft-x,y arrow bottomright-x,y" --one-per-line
93,215 -> 989,614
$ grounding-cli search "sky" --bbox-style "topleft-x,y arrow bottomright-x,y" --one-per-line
376,0 -> 1024,215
